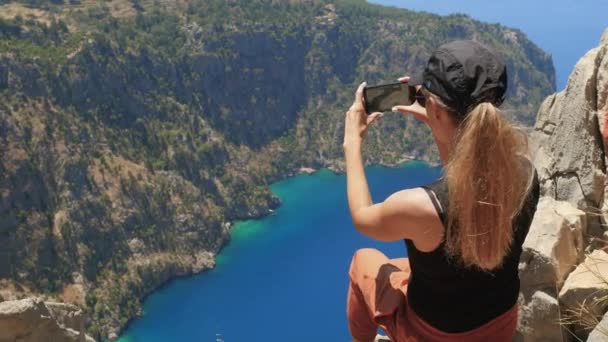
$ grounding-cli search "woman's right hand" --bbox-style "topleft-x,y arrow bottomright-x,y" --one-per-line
392,76 -> 430,125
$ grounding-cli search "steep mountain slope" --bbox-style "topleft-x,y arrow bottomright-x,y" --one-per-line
0,0 -> 555,338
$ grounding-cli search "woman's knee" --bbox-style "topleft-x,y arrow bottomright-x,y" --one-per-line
349,248 -> 386,278
349,248 -> 380,269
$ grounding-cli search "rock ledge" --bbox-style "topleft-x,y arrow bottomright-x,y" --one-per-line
0,297 -> 96,342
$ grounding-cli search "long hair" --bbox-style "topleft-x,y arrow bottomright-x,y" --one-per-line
442,102 -> 533,270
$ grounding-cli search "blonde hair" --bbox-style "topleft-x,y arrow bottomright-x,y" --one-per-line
442,101 -> 533,270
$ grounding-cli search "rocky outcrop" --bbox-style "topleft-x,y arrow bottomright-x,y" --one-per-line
519,198 -> 586,292
520,28 -> 608,341
530,32 -> 606,213
559,250 -> 608,318
557,250 -> 608,339
516,291 -> 564,342
587,311 -> 608,341
597,30 -> 608,239
516,198 -> 585,342
0,297 -> 95,342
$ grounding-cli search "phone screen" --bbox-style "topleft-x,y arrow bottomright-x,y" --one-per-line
363,82 -> 414,114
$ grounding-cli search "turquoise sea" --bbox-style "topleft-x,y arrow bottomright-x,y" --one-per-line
119,162 -> 442,341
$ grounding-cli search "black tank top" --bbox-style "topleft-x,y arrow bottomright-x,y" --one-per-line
404,165 -> 540,333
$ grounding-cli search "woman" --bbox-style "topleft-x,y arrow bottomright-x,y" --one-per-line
343,40 -> 540,342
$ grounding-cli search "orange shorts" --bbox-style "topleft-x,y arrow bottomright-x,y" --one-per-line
346,248 -> 517,342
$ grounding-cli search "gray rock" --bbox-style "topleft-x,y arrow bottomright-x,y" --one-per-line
0,297 -> 95,342
559,250 -> 608,316
596,30 -> 608,232
518,26 -> 608,342
515,290 -> 564,342
530,34 -> 606,212
519,197 -> 587,293
516,197 -> 583,341
601,28 -> 608,46
587,311 -> 608,342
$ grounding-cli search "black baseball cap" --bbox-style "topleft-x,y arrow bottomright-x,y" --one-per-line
410,40 -> 507,116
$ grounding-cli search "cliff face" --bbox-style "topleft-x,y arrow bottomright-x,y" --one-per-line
0,0 -> 555,338
519,28 -> 608,341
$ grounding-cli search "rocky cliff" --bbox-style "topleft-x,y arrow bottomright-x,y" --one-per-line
518,28 -> 608,341
0,0 -> 555,339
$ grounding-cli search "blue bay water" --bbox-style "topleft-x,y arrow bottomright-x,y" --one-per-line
369,0 -> 608,90
119,162 -> 442,341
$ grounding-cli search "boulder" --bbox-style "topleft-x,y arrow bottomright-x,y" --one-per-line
517,198 -> 586,341
0,297 -> 95,342
515,290 -> 564,342
530,31 -> 606,212
597,29 -> 608,232
587,311 -> 608,342
559,250 -> 608,316
519,197 -> 587,293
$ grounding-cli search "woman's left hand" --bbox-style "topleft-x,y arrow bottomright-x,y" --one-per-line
343,82 -> 383,148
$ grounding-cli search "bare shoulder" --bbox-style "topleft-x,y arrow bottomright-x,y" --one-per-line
385,187 -> 434,213
381,187 -> 444,246
350,186 -> 444,245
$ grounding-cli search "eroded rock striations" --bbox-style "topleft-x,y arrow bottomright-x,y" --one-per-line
519,28 -> 608,341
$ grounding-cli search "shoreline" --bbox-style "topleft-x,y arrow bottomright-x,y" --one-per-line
297,155 -> 440,176
115,260 -> 217,342
116,157 -> 435,340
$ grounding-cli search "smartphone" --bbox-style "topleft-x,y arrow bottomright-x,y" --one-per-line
363,82 -> 415,114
